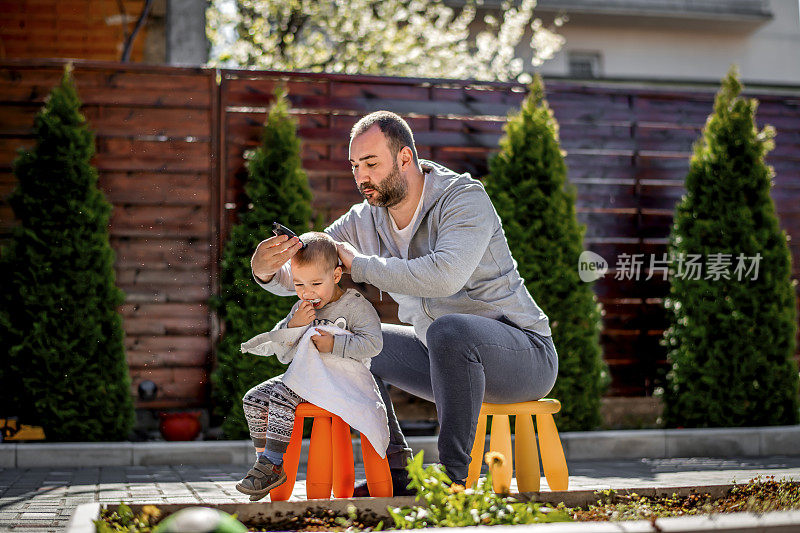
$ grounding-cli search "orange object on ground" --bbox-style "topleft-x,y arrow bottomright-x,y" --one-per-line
466,399 -> 568,493
269,403 -> 392,500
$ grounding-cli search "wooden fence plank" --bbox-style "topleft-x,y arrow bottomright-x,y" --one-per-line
112,237 -> 211,270
100,173 -> 210,206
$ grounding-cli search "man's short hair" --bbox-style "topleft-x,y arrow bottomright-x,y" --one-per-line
292,232 -> 339,271
350,111 -> 419,164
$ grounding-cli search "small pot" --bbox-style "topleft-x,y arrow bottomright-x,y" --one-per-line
159,411 -> 202,441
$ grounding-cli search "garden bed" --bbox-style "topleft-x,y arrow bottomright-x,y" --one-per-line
81,477 -> 800,532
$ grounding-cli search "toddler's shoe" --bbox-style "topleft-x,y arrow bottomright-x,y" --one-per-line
236,456 -> 287,500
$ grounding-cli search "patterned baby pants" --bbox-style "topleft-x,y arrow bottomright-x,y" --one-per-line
242,375 -> 305,453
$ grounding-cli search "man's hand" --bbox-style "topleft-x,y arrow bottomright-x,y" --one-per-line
288,300 -> 315,328
252,234 -> 303,283
311,328 -> 334,353
334,241 -> 364,274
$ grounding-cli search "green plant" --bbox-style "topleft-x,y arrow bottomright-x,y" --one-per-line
95,504 -> 161,533
484,75 -> 608,431
210,87 -> 313,438
0,64 -> 134,440
388,451 -> 572,528
662,67 -> 799,427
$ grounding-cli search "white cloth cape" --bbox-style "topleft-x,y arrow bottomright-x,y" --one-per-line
241,325 -> 389,457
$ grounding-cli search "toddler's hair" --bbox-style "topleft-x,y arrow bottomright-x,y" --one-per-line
293,232 -> 339,271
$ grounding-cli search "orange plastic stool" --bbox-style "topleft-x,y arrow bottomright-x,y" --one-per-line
466,399 -> 568,493
269,403 -> 393,500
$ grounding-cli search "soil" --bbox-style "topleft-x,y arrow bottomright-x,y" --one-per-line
571,477 -> 800,523
249,507 -> 386,532
96,477 -> 800,532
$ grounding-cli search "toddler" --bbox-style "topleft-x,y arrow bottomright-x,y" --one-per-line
236,232 -> 383,500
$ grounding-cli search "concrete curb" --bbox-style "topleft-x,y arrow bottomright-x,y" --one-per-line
4,426 -> 800,468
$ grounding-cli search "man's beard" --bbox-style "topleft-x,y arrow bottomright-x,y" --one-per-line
359,162 -> 407,208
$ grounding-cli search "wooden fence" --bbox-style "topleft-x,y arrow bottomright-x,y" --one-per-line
2,59 -> 799,410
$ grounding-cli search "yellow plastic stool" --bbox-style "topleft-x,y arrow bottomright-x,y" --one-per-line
466,399 -> 568,492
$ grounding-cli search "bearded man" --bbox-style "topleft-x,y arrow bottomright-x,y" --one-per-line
251,111 -> 558,495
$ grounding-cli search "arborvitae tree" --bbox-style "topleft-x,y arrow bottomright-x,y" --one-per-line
211,88 -> 312,438
0,65 -> 134,441
662,67 -> 799,427
484,75 -> 608,431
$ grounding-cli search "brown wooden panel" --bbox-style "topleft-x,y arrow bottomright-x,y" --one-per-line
0,105 -> 41,134
0,82 -> 209,108
110,205 -> 209,238
112,237 -> 210,270
226,84 -> 519,117
636,152 -> 692,181
330,81 -> 431,101
567,153 -> 636,181
127,348 -> 208,368
575,182 -> 638,210
637,124 -> 701,152
633,95 -> 714,125
125,334 -> 209,353
0,67 -> 212,107
432,117 -> 505,134
124,317 -> 209,336
121,283 -> 210,304
94,139 -> 210,173
593,276 -> 670,300
578,212 -> 638,239
117,268 -> 208,286
83,107 -> 211,139
120,302 -> 208,318
100,173 -> 210,206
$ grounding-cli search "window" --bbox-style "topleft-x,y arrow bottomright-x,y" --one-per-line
568,52 -> 602,78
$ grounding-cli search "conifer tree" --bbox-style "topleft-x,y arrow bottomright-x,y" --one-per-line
211,88 -> 312,438
662,67 -> 799,427
484,75 -> 608,430
0,65 -> 134,441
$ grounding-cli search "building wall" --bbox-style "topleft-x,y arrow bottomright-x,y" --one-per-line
0,0 -> 154,62
535,0 -> 800,85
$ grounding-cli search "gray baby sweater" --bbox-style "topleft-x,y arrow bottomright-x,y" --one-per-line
274,288 -> 383,362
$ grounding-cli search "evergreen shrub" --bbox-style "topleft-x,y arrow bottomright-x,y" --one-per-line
662,68 -> 799,427
484,75 -> 608,431
0,65 -> 134,441
210,88 -> 312,438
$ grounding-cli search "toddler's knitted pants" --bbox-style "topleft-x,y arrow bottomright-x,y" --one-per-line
243,375 -> 305,453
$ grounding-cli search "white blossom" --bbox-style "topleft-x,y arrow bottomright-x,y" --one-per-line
207,0 -> 565,82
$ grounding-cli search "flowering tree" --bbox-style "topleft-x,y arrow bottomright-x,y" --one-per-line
207,0 -> 564,82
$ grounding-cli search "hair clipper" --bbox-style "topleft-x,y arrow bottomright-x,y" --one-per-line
272,222 -> 306,249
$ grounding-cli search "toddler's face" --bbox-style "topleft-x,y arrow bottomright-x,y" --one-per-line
290,259 -> 342,309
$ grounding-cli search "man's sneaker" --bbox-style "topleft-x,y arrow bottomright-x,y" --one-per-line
236,456 -> 287,499
352,467 -> 415,497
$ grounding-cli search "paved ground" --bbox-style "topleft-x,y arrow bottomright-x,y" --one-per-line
2,456 -> 800,532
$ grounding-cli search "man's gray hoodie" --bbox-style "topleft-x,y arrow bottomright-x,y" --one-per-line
254,160 -> 551,345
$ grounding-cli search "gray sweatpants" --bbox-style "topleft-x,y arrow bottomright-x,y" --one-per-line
371,313 -> 559,481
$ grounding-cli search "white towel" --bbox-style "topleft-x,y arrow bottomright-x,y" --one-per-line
241,325 -> 389,457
